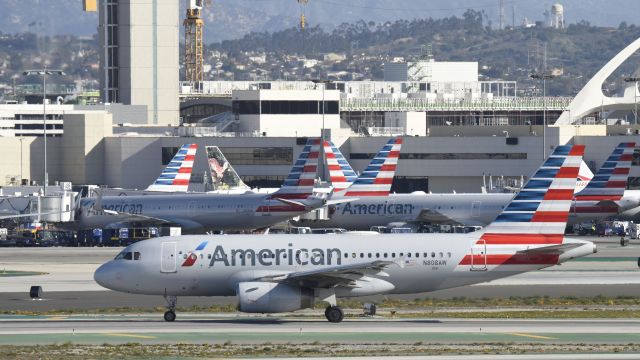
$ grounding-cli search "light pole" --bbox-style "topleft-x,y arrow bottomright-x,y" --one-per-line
18,137 -> 24,183
22,68 -> 66,195
530,73 -> 555,159
311,79 -> 332,181
624,76 -> 640,125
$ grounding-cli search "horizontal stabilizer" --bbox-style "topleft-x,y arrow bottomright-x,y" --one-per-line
516,243 -> 582,255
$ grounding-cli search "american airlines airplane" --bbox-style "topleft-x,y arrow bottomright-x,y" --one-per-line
74,139 -> 328,232
94,144 -> 595,322
297,141 -> 637,230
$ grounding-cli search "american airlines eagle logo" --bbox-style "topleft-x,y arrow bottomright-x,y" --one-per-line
181,241 -> 209,267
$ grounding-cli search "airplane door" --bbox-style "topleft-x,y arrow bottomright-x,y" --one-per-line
160,242 -> 177,273
471,201 -> 481,218
470,239 -> 487,271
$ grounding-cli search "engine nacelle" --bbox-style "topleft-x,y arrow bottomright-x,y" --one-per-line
237,282 -> 314,313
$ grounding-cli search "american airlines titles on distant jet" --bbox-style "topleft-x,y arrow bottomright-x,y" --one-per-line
77,139 -> 326,232
95,144 -> 595,322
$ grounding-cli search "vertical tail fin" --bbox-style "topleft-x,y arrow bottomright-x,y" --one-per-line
323,140 -> 358,192
575,160 -> 594,194
206,146 -> 250,191
482,144 -> 585,240
343,136 -> 403,197
574,142 -> 635,201
273,138 -> 321,199
146,144 -> 197,192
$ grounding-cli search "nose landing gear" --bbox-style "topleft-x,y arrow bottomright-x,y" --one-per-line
164,295 -> 177,322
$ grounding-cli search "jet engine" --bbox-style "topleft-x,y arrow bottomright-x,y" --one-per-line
237,282 -> 314,313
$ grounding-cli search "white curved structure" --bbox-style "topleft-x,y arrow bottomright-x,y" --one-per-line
555,37 -> 640,125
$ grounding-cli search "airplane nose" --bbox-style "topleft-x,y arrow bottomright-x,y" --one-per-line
94,262 -> 119,290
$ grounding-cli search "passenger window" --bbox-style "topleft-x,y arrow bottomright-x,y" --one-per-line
415,253 -> 419,258
439,252 -> 443,258
344,253 -> 348,258
360,253 -> 364,258
367,253 -> 372,258
352,253 -> 356,258
423,252 -> 428,258
407,253 -> 411,258
392,252 -> 396,257
208,254 -> 212,259
384,253 -> 388,258
376,253 -> 380,258
183,254 -> 188,259
134,252 -> 141,260
399,252 -> 404,257
431,252 -> 436,258
447,252 -> 452,258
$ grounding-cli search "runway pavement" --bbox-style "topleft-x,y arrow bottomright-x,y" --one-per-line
1,316 -> 639,345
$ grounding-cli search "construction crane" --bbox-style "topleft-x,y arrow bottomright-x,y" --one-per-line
298,0 -> 308,31
184,0 -> 209,82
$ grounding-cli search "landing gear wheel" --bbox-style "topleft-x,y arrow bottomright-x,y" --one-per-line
164,310 -> 176,322
325,306 -> 344,323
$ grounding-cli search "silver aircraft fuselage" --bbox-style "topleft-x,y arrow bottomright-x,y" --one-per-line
77,192 -> 316,232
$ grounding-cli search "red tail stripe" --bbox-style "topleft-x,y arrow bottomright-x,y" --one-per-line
479,233 -> 563,245
178,168 -> 192,174
380,164 -> 397,171
531,211 -> 568,222
344,191 -> 390,197
302,165 -> 317,172
394,138 -> 403,144
544,189 -> 574,200
183,155 -> 195,161
308,152 -> 319,159
555,167 -> 579,178
188,144 -> 198,149
619,154 -> 633,161
574,195 -> 623,201
325,153 -> 337,159
387,150 -> 400,158
181,253 -> 198,267
328,165 -> 343,170
613,168 -> 630,175
298,179 -> 315,186
606,181 -> 627,188
459,254 -> 559,266
569,145 -> 586,156
373,178 -> 394,185
172,179 -> 189,185
331,176 -> 347,182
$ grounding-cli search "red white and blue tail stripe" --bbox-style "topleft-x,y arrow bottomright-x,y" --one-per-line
574,142 -> 635,201
343,137 -> 403,197
483,144 -> 585,238
457,145 -> 585,270
324,140 -> 358,192
146,144 -> 197,192
272,138 -> 321,200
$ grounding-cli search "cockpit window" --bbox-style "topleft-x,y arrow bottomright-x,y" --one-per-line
114,251 -> 142,261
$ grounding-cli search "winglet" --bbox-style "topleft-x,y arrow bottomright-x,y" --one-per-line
146,144 -> 197,192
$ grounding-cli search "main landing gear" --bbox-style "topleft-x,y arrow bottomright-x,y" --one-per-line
325,305 -> 344,323
164,295 -> 177,322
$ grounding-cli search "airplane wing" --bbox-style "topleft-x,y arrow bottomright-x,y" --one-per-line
416,208 -> 462,225
101,209 -> 174,225
516,243 -> 583,255
255,260 -> 401,288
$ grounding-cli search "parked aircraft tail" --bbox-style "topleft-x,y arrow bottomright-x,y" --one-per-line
340,136 -> 403,197
146,144 -> 197,192
205,146 -> 250,191
272,138 -> 321,200
574,142 -> 635,201
481,144 -> 585,243
575,160 -> 594,194
323,140 -> 358,192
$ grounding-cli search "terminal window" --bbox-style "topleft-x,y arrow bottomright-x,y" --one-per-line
221,147 -> 293,165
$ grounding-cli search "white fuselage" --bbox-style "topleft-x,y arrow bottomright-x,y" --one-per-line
77,193 -> 312,232
94,233 -> 595,298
